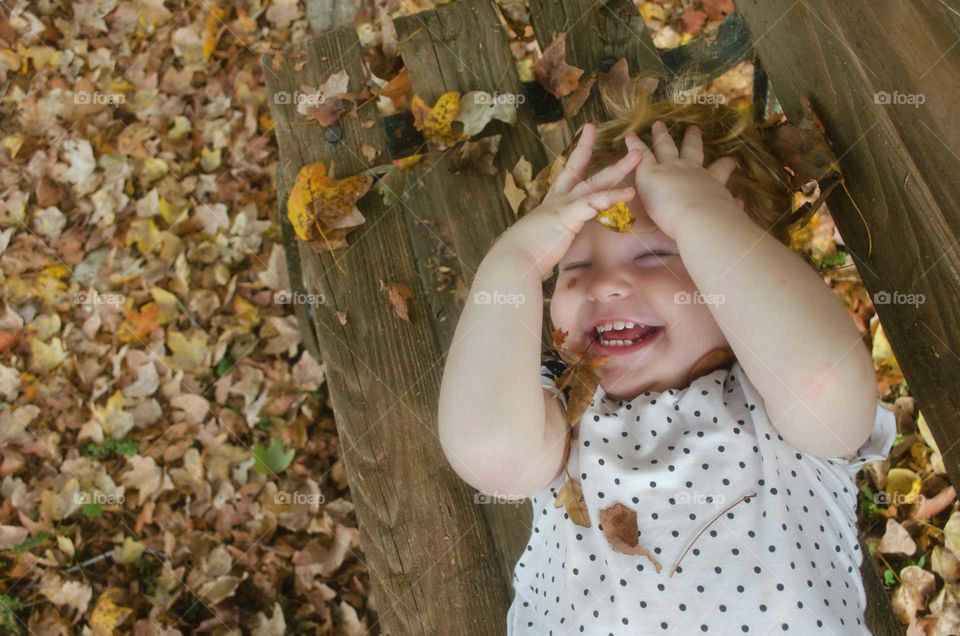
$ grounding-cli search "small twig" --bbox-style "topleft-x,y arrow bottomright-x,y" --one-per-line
669,490 -> 757,577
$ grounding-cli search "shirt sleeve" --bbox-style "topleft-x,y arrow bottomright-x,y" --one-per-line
540,356 -> 568,410
838,401 -> 898,474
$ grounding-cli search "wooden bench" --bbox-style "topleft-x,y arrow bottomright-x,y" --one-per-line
263,1 -> 960,633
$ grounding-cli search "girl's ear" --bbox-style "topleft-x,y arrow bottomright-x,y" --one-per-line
734,196 -> 746,211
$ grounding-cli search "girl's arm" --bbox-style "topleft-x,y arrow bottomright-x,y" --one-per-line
437,244 -> 568,497
628,123 -> 876,460
673,202 -> 876,460
438,124 -> 643,497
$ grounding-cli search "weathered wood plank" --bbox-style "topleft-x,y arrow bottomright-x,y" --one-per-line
394,0 -> 553,591
263,27 -> 507,636
528,0 -> 668,129
732,1 -> 960,632
734,0 -> 960,518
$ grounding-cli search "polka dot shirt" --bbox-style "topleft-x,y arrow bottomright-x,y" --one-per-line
507,357 -> 897,635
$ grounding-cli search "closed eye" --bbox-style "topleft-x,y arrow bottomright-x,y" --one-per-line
636,251 -> 674,261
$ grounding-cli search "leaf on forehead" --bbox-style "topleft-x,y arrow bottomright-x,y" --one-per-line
555,476 -> 591,527
534,33 -> 584,99
411,92 -> 468,150
596,201 -> 635,233
551,333 -> 608,427
286,160 -> 372,244
599,503 -> 663,572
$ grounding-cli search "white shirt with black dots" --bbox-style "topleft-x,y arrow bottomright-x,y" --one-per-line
506,357 -> 896,635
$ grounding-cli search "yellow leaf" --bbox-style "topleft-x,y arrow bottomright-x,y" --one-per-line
111,538 -> 145,565
2,133 -> 25,158
150,287 -> 180,325
554,476 -> 591,527
90,587 -> 133,636
30,337 -> 67,373
200,147 -> 221,172
410,92 -> 467,150
640,3 -> 667,22
392,154 -> 425,171
165,330 -> 208,372
203,4 -> 226,60
871,320 -> 902,377
142,157 -> 168,183
125,219 -> 160,255
286,160 -> 371,243
596,201 -> 635,233
234,295 -> 261,331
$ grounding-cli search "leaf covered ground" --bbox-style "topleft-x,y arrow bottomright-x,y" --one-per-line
0,0 -> 951,634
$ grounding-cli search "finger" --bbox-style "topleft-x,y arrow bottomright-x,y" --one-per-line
568,148 -> 642,199
650,120 -> 679,162
706,156 -> 738,185
552,122 -> 596,194
565,187 -> 636,225
623,130 -> 656,171
680,125 -> 704,165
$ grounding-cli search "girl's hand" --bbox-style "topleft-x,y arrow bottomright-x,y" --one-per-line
493,123 -> 642,277
624,121 -> 740,240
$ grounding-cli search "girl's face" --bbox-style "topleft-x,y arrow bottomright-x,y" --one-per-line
549,174 -> 730,400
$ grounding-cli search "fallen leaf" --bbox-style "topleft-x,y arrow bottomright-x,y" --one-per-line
879,518 -> 917,556
534,33 -> 584,99
286,160 -> 372,248
595,201 -> 634,233
410,92 -> 467,150
554,476 -> 590,527
598,502 -> 662,572
381,280 -> 413,322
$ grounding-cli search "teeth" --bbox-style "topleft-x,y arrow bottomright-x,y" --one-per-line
596,321 -> 640,333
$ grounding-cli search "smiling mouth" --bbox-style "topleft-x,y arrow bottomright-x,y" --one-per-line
586,324 -> 664,349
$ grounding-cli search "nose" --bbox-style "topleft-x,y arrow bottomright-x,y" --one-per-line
585,264 -> 632,302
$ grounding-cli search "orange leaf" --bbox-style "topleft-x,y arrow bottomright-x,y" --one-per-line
117,303 -> 159,344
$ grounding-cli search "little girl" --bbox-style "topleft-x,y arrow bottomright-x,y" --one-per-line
437,78 -> 896,634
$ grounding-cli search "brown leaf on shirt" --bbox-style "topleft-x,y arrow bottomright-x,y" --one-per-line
550,328 -> 609,427
555,476 -> 591,527
557,350 -> 607,426
599,503 -> 663,573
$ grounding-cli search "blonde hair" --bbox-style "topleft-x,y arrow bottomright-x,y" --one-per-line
563,71 -> 795,246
